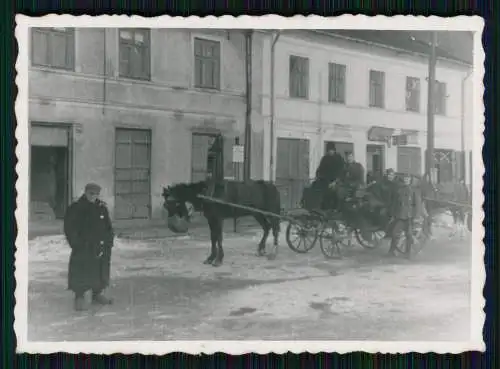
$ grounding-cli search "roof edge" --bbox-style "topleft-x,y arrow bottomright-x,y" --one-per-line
309,30 -> 472,68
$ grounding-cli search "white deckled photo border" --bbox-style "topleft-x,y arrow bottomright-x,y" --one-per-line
14,14 -> 486,354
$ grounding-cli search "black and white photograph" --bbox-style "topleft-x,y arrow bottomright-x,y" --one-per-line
15,15 -> 485,354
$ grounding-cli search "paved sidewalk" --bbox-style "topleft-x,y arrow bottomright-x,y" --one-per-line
28,215 -> 259,240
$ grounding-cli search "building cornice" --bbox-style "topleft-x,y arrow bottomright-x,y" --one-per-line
311,30 -> 471,68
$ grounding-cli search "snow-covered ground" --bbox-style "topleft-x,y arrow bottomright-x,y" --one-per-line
25,215 -> 472,341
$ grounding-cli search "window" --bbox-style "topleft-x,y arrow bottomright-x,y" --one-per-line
289,55 -> 309,99
119,29 -> 151,80
31,28 -> 75,70
194,38 -> 221,89
328,63 -> 346,103
434,81 -> 447,115
369,70 -> 385,108
405,76 -> 421,112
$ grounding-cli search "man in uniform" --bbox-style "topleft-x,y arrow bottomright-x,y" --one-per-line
374,168 -> 399,238
343,152 -> 365,196
388,173 -> 418,258
64,183 -> 115,311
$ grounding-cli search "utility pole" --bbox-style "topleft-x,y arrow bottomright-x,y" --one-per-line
243,30 -> 253,182
426,31 -> 438,180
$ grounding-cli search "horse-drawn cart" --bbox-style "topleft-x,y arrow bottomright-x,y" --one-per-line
198,178 -> 428,260
283,179 -> 431,259
165,176 -> 471,266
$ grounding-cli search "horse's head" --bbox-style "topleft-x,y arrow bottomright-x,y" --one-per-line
162,181 -> 208,233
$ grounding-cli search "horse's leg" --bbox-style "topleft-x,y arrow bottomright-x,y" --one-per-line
212,218 -> 224,267
204,218 -> 217,264
254,214 -> 269,256
271,217 -> 280,246
266,217 -> 280,261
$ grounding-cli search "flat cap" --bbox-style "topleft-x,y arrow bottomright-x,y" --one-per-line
85,183 -> 102,192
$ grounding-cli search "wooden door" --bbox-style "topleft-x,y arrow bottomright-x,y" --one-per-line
397,147 -> 422,176
114,128 -> 152,220
276,138 -> 310,210
366,144 -> 385,179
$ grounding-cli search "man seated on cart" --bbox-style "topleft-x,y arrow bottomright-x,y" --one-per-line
308,143 -> 345,210
315,143 -> 345,186
342,152 -> 365,199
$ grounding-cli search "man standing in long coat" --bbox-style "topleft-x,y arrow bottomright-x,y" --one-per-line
64,183 -> 114,311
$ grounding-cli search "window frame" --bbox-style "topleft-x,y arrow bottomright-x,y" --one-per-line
31,27 -> 75,71
193,37 -> 222,90
405,76 -> 421,112
289,55 -> 310,100
369,69 -> 385,108
328,62 -> 346,104
118,28 -> 151,81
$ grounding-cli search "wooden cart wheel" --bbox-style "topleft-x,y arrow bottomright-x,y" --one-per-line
319,222 -> 347,260
354,228 -> 386,249
394,218 -> 428,256
286,219 -> 319,253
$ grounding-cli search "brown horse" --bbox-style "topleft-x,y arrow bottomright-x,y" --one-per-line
162,180 -> 281,267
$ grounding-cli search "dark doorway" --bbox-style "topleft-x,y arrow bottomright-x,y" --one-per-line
30,146 -> 69,219
192,133 -> 222,182
366,144 -> 385,181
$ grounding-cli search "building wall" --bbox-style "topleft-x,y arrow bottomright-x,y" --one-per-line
260,31 -> 474,183
29,28 -> 264,220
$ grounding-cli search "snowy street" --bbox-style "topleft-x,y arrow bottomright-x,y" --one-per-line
27,220 -> 472,341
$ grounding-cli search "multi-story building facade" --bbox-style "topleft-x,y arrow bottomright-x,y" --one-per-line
28,28 -> 474,223
259,30 -> 473,209
29,28 -> 267,224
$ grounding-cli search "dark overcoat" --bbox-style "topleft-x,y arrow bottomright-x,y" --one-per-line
316,153 -> 345,183
367,178 -> 397,212
344,162 -> 365,186
392,184 -> 419,220
63,196 -> 114,293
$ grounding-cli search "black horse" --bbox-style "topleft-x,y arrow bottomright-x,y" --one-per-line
162,180 -> 281,266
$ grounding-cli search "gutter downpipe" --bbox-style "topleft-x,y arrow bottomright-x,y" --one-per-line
243,30 -> 253,182
269,31 -> 281,182
461,69 -> 473,183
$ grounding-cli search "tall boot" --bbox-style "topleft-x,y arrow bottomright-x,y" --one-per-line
74,292 -> 87,311
92,290 -> 113,305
